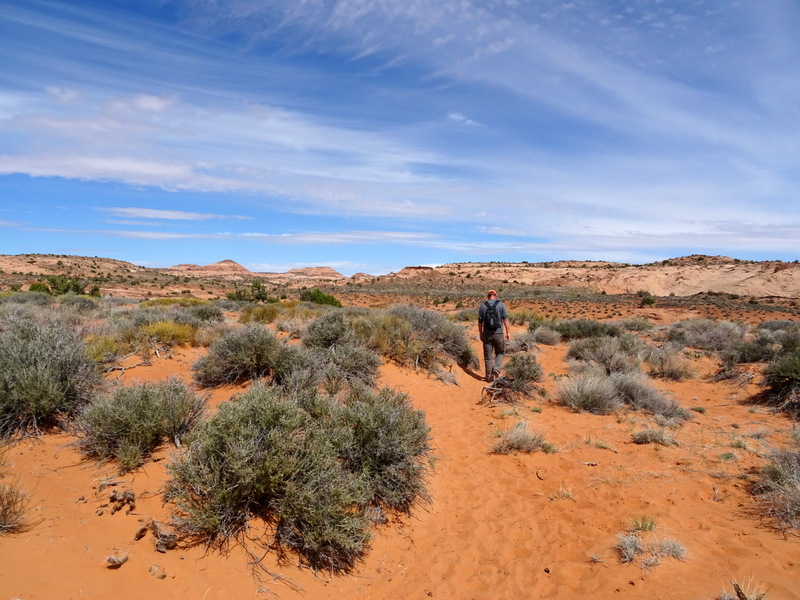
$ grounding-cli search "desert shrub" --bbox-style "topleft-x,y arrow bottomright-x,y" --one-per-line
753,445 -> 800,530
240,303 -> 281,324
302,312 -> 356,349
506,331 -> 539,353
0,482 -> 29,535
278,301 -> 324,322
453,308 -> 477,322
567,335 -> 645,374
142,320 -> 198,347
503,353 -> 543,392
616,533 -> 644,563
610,372 -> 689,420
273,448 -> 372,572
0,319 -> 100,437
185,303 -> 225,323
632,428 -> 677,446
667,318 -> 747,351
551,318 -> 621,340
139,297 -> 209,308
27,282 -> 51,294
84,333 -> 128,364
339,387 -> 432,511
76,378 -> 206,472
762,348 -> 800,413
0,291 -> 53,307
778,328 -> 800,354
26,275 -> 88,296
618,316 -> 653,332
557,371 -> 622,415
758,319 -> 799,332
320,343 -> 381,393
508,309 -> 544,327
720,330 -> 781,367
356,305 -> 475,370
491,422 -> 548,454
646,344 -> 696,381
529,326 -> 561,346
57,293 -> 99,313
192,325 -> 283,386
300,288 -> 342,307
166,384 -> 310,544
166,383 -> 431,572
717,580 -> 767,600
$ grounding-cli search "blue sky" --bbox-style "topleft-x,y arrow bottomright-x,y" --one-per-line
1,0 -> 798,275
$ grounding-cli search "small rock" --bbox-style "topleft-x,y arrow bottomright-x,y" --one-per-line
149,564 -> 167,579
106,551 -> 129,569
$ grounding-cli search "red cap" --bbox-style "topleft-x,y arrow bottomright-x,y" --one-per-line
487,290 -> 497,296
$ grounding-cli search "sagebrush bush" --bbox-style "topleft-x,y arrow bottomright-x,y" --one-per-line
166,383 -> 432,572
754,445 -> 800,530
667,319 -> 747,351
646,344 -> 695,381
355,305 -> 475,370
0,318 -> 100,437
551,318 -> 621,340
529,326 -> 562,346
192,325 -> 283,386
610,372 -> 689,420
508,309 -> 544,327
762,348 -> 800,413
302,312 -> 356,349
557,371 -> 621,414
506,331 -> 538,354
76,378 -> 207,472
320,343 -> 381,393
501,353 -> 543,398
339,386 -> 432,511
632,428 -> 677,446
240,303 -> 281,324
618,316 -> 653,332
491,422 -> 548,454
567,335 -> 645,374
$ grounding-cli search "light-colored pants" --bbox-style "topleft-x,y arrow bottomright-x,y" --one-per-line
482,332 -> 505,378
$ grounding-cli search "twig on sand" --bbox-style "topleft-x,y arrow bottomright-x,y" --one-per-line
480,376 -> 521,405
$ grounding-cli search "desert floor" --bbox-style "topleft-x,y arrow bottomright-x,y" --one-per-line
0,305 -> 797,600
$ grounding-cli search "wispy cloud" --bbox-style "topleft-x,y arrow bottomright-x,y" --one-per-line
98,207 -> 249,221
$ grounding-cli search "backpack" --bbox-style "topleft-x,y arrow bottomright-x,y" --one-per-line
483,300 -> 500,331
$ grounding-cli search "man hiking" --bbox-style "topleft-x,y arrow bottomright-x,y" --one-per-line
477,289 -> 510,382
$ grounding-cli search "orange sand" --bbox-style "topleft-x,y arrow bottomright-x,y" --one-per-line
1,324 -> 798,600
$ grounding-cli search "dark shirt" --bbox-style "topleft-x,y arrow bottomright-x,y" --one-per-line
478,299 -> 509,334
